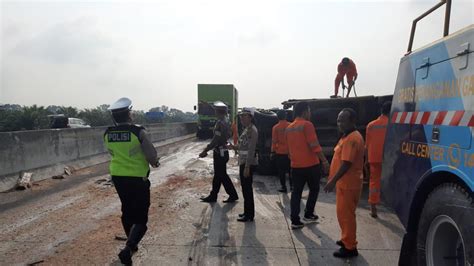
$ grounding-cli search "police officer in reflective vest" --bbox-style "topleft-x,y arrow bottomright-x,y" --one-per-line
104,97 -> 160,265
199,101 -> 239,203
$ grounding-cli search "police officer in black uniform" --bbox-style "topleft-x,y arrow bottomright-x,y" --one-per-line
104,98 -> 160,265
199,101 -> 239,203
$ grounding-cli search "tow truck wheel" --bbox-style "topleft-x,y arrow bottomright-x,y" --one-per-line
416,183 -> 473,266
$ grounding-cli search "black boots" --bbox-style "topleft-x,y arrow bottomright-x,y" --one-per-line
333,247 -> 359,258
237,216 -> 254,222
200,195 -> 217,202
118,224 -> 147,265
118,246 -> 133,265
223,196 -> 238,203
201,195 -> 239,203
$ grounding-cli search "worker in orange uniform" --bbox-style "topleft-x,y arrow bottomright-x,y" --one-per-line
287,102 -> 329,229
334,57 -> 358,98
324,108 -> 364,258
365,101 -> 391,218
231,115 -> 239,146
271,110 -> 292,192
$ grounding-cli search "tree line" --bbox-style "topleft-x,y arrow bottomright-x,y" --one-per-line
0,104 -> 197,132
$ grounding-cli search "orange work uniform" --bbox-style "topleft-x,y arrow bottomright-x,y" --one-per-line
231,121 -> 238,145
286,118 -> 322,168
329,130 -> 365,250
287,118 -> 323,223
334,59 -> 358,96
272,120 -> 290,155
365,115 -> 389,205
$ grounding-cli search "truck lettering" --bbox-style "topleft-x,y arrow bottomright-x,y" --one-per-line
396,74 -> 474,103
400,141 -> 474,168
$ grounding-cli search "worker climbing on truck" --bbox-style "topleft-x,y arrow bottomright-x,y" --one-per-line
333,57 -> 358,98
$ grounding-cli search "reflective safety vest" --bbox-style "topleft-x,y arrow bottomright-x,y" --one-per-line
104,124 -> 150,177
366,115 -> 389,163
286,118 -> 322,168
272,120 -> 290,155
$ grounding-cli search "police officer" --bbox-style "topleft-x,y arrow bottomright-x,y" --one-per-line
199,101 -> 239,203
104,98 -> 160,265
234,107 -> 258,222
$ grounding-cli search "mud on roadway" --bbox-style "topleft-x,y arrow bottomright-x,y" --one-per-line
0,139 -> 405,265
0,139 -> 212,265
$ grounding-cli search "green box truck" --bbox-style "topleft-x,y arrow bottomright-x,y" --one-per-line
194,84 -> 238,139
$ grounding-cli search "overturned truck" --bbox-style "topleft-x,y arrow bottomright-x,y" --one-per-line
254,95 -> 393,175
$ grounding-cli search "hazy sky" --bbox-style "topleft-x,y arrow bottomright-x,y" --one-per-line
1,0 -> 473,112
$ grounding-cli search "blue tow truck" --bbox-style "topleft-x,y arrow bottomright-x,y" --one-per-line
381,0 -> 473,265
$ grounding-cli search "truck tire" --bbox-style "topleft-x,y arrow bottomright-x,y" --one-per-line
196,130 -> 204,139
416,183 -> 473,266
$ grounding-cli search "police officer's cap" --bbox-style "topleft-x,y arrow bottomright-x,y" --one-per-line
108,97 -> 132,113
239,107 -> 255,117
213,101 -> 228,110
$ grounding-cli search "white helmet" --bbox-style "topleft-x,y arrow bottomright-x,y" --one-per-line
239,107 -> 255,117
108,97 -> 132,112
213,101 -> 228,110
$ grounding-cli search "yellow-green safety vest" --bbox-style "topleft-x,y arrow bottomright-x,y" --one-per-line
104,124 -> 150,177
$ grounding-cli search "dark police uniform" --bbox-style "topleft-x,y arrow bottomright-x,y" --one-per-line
202,117 -> 238,201
104,97 -> 159,265
104,119 -> 158,264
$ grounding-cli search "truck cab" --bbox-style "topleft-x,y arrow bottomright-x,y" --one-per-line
195,84 -> 238,139
381,1 -> 473,264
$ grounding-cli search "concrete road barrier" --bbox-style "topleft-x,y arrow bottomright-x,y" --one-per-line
0,122 -> 196,192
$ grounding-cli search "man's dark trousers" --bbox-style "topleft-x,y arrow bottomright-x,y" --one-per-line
290,164 -> 321,223
209,150 -> 238,200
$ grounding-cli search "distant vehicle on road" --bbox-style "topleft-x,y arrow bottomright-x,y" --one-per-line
49,115 -> 91,129
68,118 -> 91,128
49,114 -> 69,129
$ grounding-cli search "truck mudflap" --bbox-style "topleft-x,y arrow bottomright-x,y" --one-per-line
399,231 -> 417,265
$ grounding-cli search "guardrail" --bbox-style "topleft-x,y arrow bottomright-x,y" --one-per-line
0,122 -> 196,192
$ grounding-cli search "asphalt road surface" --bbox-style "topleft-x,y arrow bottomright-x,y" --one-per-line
0,139 -> 404,265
